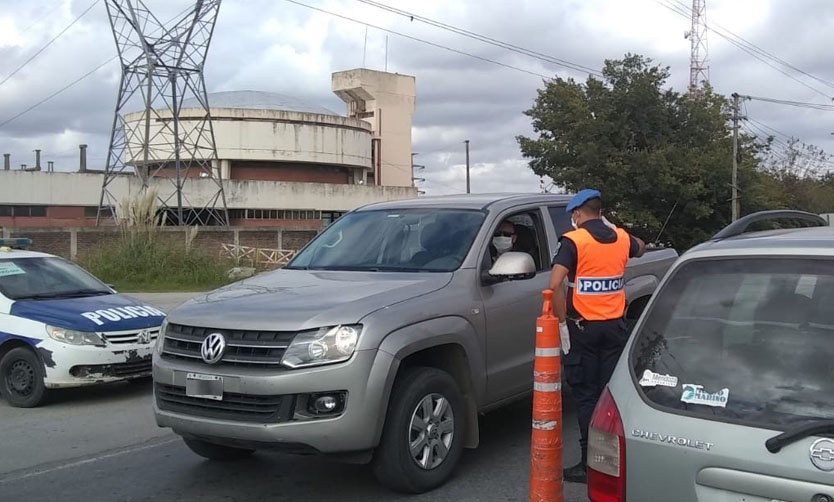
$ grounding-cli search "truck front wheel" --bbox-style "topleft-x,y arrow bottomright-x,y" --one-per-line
372,366 -> 465,493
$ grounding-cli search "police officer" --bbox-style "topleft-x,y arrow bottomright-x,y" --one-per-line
548,189 -> 645,484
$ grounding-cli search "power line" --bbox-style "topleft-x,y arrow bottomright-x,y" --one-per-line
744,95 -> 834,111
0,4 -> 196,130
656,0 -> 834,100
0,56 -> 117,129
352,0 -> 603,78
669,0 -> 834,92
745,117 -> 793,142
0,0 -> 101,90
284,0 -> 552,80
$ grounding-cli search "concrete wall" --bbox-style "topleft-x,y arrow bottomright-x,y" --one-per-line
333,69 -> 416,188
123,108 -> 373,169
0,171 -> 417,216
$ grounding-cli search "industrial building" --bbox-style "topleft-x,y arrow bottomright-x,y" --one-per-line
0,68 -> 417,229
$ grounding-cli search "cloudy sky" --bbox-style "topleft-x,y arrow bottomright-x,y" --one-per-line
1,0 -> 834,196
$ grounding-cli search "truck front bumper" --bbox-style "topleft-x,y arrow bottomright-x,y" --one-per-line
152,349 -> 395,455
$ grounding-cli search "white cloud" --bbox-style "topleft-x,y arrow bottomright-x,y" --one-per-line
1,0 -> 833,196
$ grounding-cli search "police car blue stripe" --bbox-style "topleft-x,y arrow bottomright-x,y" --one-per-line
0,330 -> 41,347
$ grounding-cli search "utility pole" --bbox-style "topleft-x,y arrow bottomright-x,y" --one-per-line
464,140 -> 470,194
731,92 -> 740,221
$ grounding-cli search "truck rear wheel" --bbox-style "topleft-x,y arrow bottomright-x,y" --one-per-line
372,366 -> 465,493
183,438 -> 255,461
0,347 -> 47,408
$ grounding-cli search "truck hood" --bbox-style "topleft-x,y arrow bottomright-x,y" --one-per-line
167,269 -> 453,331
10,294 -> 166,332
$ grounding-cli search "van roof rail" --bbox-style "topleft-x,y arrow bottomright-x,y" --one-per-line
711,210 -> 827,240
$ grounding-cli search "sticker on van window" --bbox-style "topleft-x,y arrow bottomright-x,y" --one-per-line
680,384 -> 729,408
639,369 -> 678,388
0,263 -> 25,277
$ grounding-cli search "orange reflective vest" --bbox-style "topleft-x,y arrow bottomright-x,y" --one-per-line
564,226 -> 630,321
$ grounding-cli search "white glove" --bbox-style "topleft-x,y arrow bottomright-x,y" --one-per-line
601,216 -> 616,229
559,321 -> 570,355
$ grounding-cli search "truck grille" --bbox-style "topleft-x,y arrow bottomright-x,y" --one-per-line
161,323 -> 295,368
155,384 -> 294,423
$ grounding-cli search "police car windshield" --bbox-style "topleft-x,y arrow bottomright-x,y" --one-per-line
286,208 -> 485,272
0,257 -> 112,300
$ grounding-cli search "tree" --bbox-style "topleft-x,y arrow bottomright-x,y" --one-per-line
517,54 -> 764,250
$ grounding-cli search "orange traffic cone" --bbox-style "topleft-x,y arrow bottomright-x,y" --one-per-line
529,289 -> 563,502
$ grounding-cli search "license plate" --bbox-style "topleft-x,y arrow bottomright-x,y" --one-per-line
186,373 -> 223,401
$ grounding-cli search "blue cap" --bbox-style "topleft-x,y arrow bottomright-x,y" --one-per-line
566,189 -> 601,213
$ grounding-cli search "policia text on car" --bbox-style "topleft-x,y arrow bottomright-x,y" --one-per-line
547,189 -> 646,484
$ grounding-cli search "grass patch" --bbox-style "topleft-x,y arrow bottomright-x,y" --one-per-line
76,189 -> 236,292
79,240 -> 235,292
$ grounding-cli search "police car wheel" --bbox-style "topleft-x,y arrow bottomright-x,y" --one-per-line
0,347 -> 47,408
371,366 -> 464,494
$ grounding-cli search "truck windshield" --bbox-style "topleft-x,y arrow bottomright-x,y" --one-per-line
286,208 -> 485,272
0,257 -> 112,300
631,257 -> 834,428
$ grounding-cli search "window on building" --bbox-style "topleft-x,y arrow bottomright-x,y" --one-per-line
0,205 -> 47,217
84,206 -> 114,218
229,208 -> 322,220
321,211 -> 345,226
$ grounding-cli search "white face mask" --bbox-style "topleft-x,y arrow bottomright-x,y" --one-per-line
492,236 -> 513,253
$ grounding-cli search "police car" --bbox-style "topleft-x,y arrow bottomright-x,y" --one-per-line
0,238 -> 166,408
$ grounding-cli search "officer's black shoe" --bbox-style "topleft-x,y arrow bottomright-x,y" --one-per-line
563,461 -> 587,484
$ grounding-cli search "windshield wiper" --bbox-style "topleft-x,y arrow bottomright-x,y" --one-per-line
15,289 -> 111,300
766,419 -> 834,453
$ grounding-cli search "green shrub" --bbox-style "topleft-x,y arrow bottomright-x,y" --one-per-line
77,190 -> 235,292
79,239 -> 234,292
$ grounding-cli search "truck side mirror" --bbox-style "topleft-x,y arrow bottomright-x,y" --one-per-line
484,252 -> 536,284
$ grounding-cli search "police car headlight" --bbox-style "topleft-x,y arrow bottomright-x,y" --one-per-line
46,325 -> 106,347
155,319 -> 168,354
281,325 -> 361,368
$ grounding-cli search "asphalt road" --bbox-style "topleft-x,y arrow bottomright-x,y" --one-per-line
0,292 -> 589,501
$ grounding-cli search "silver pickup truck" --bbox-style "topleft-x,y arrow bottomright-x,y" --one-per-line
152,193 -> 677,493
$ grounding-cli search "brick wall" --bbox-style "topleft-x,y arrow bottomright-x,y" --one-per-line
231,162 -> 350,184
0,225 -> 320,261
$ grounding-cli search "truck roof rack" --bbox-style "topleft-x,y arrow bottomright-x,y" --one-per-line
711,210 -> 827,241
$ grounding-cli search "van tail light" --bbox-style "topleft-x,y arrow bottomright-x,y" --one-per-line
588,387 -> 626,502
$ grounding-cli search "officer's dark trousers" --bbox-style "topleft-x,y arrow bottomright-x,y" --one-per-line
563,318 -> 629,460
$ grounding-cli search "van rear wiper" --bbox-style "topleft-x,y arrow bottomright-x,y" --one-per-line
766,419 -> 834,453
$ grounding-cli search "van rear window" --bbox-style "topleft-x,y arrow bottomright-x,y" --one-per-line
630,258 -> 834,427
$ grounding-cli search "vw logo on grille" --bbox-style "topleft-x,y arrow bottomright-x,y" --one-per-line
136,329 -> 151,345
201,332 -> 227,364
810,438 -> 834,472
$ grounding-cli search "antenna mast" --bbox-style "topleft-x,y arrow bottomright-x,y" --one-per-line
98,0 -> 229,226
686,0 -> 710,93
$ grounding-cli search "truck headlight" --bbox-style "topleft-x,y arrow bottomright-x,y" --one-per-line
281,325 -> 361,368
155,318 -> 168,354
46,325 -> 106,347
